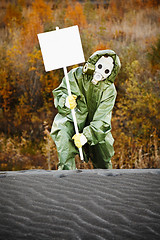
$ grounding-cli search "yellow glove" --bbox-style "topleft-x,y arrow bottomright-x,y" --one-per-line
72,133 -> 87,148
65,95 -> 77,109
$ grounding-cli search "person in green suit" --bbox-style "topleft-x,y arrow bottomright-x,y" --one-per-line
51,50 -> 121,170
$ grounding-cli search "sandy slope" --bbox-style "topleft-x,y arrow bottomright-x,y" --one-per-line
0,169 -> 160,240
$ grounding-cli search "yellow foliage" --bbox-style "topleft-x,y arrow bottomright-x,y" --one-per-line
14,93 -> 31,126
28,49 -> 42,65
29,67 -> 37,72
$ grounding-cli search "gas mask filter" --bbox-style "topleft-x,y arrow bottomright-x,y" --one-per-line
83,62 -> 95,74
92,56 -> 114,85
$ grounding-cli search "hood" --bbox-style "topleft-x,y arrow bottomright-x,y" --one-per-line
86,49 -> 121,83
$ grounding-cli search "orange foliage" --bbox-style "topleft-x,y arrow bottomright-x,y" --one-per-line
108,0 -> 160,20
108,0 -> 124,20
3,3 -> 22,26
145,0 -> 160,8
21,0 -> 53,49
21,13 -> 44,49
32,0 -> 53,23
0,70 -> 12,113
65,2 -> 87,28
93,42 -> 112,52
109,0 -> 149,10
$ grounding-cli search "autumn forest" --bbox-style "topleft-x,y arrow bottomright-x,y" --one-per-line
0,0 -> 160,170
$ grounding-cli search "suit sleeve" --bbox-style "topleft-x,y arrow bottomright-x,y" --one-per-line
52,77 -> 71,116
83,84 -> 117,145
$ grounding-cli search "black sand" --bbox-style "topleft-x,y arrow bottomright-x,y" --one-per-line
0,169 -> 160,240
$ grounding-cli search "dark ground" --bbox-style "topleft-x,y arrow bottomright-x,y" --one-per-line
0,169 -> 160,240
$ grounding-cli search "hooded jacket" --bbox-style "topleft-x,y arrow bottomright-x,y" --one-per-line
52,50 -> 121,146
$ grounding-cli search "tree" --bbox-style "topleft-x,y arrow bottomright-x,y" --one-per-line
3,3 -> 22,26
65,2 -> 87,28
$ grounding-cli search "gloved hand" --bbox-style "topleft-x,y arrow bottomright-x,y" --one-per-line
72,133 -> 87,148
65,95 -> 77,109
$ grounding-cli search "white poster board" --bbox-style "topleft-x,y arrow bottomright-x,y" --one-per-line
37,25 -> 85,161
37,25 -> 85,72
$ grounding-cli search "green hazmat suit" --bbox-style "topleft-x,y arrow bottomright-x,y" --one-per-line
51,50 -> 121,170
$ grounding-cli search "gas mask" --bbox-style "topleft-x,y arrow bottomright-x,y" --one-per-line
83,56 -> 114,85
92,56 -> 114,85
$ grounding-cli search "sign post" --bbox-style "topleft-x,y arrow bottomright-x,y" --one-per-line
37,25 -> 85,160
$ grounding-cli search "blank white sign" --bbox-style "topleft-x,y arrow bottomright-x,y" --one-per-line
37,25 -> 85,72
